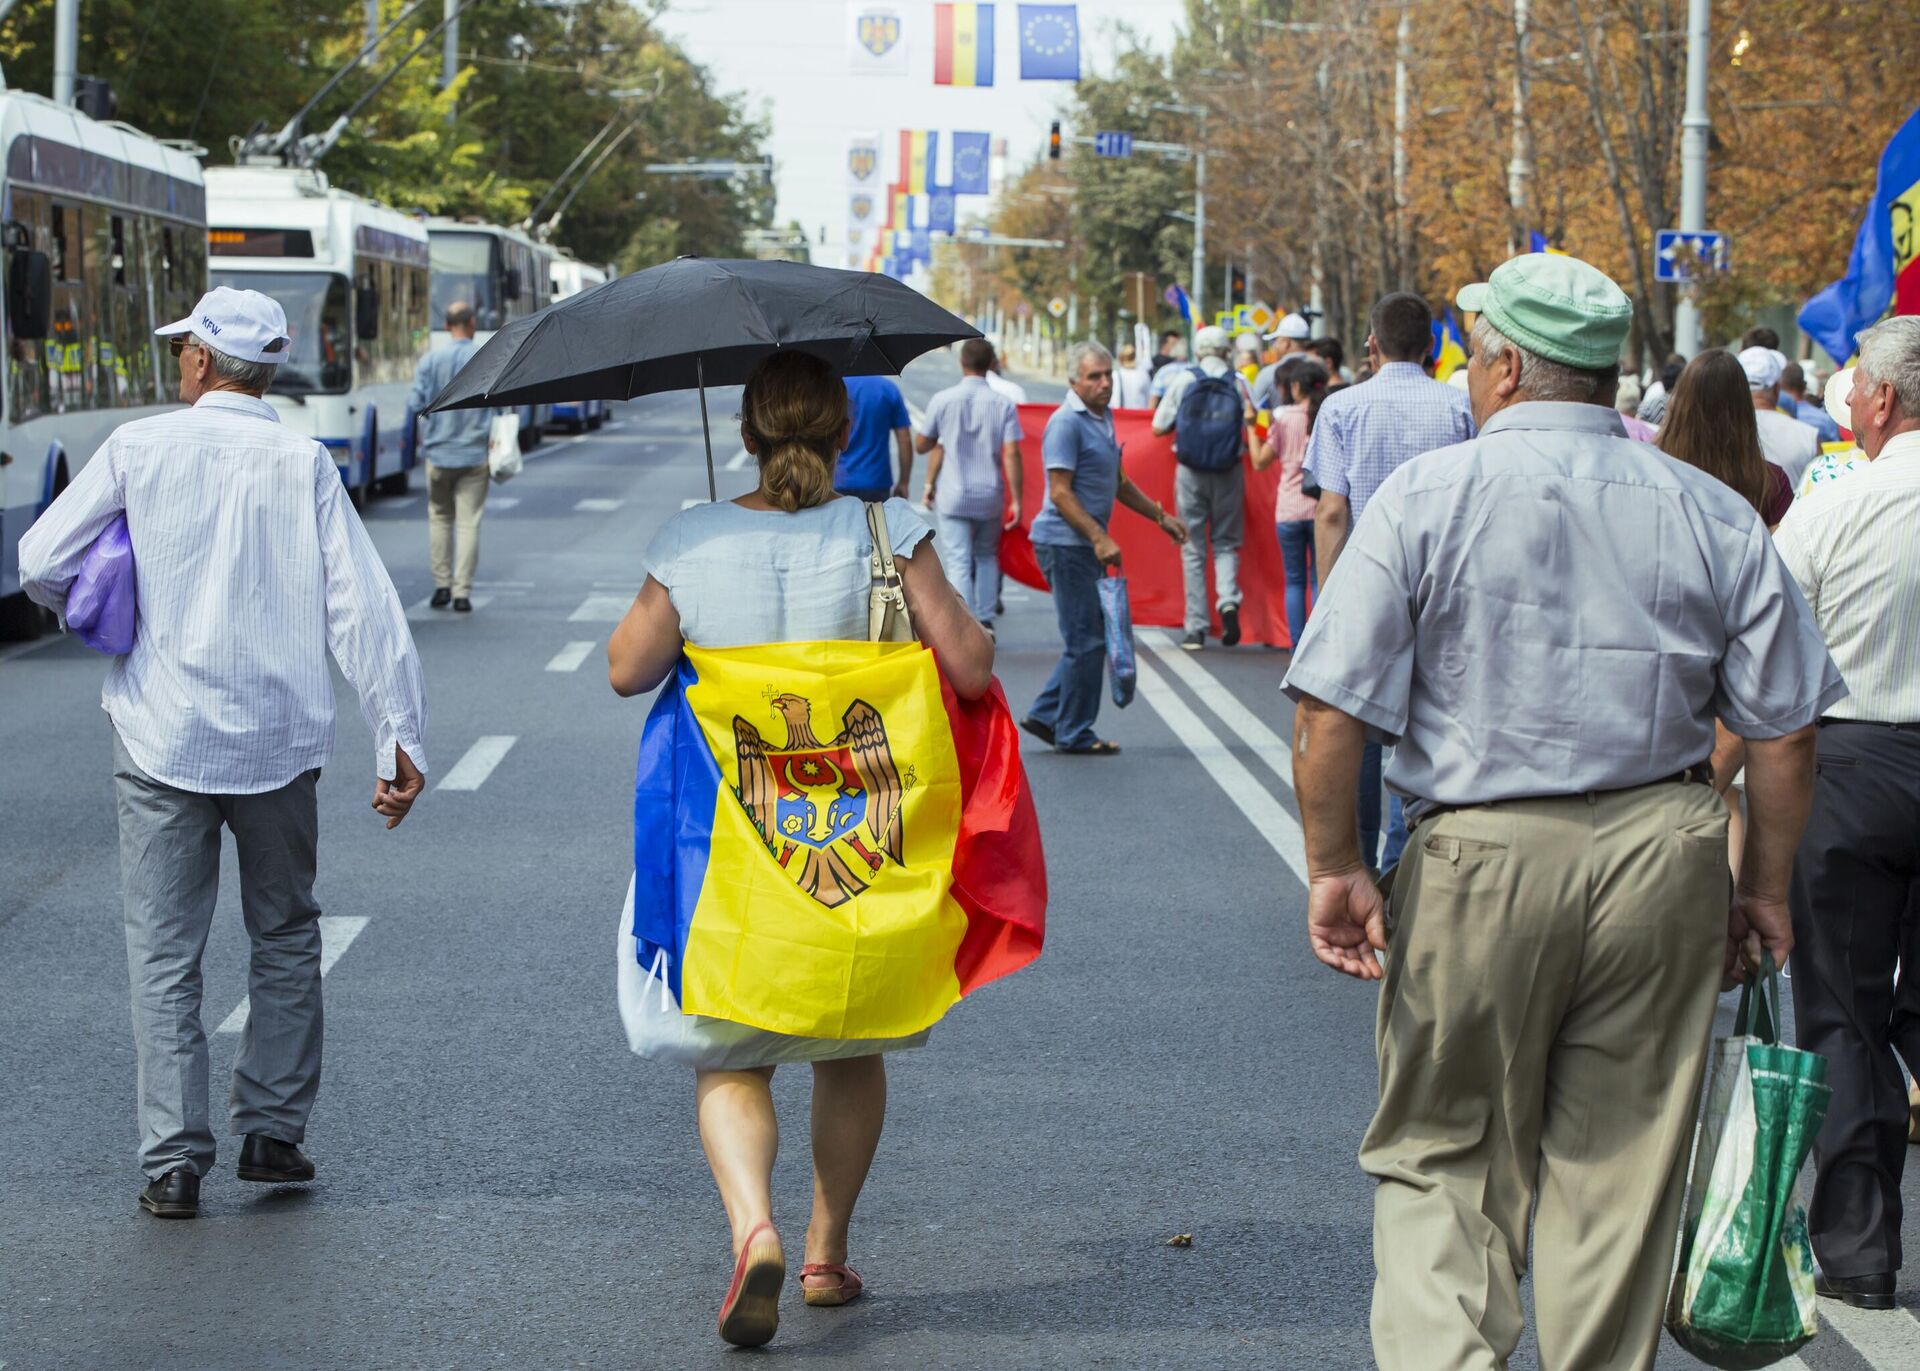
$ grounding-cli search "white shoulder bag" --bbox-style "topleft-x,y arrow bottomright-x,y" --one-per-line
865,501 -> 916,643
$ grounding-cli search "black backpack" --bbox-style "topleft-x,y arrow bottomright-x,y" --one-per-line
1174,373 -> 1245,472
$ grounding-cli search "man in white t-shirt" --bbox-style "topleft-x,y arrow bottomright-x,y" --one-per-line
917,339 -> 1024,635
1740,346 -> 1821,487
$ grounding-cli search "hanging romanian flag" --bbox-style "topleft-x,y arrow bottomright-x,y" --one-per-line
632,642 -> 1047,1040
898,129 -> 937,195
934,3 -> 995,86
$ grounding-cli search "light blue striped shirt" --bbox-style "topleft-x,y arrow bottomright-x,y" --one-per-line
19,392 -> 428,793
1304,361 -> 1475,519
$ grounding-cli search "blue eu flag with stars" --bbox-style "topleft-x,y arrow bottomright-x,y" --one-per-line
1018,5 -> 1079,80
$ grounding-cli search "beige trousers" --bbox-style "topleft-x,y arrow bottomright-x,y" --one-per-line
1365,781 -> 1729,1371
427,461 -> 489,598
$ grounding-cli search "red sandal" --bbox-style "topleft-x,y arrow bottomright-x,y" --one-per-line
800,1262 -> 864,1307
717,1221 -> 785,1347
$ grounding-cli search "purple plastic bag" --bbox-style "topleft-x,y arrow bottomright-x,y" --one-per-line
65,514 -> 138,655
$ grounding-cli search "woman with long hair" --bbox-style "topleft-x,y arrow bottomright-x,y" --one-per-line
1658,349 -> 1794,528
1255,360 -> 1331,648
606,350 -> 994,1347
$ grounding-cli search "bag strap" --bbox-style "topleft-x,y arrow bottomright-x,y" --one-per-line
1733,963 -> 1783,1044
865,500 -> 911,642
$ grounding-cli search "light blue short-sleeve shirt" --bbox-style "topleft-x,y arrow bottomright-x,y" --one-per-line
1028,391 -> 1121,548
920,376 -> 1022,521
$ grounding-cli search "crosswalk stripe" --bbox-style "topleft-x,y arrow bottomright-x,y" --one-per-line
1139,630 -> 1295,793
568,593 -> 632,622
545,641 -> 597,673
574,497 -> 623,512
437,736 -> 517,791
1135,656 -> 1309,887
214,916 -> 370,1035
1817,1300 -> 1920,1369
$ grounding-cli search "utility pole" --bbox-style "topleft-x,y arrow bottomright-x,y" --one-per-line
442,0 -> 460,90
1508,0 -> 1531,254
52,0 -> 77,106
1673,0 -> 1711,357
1152,101 -> 1208,330
366,0 -> 381,62
1392,4 -> 1411,285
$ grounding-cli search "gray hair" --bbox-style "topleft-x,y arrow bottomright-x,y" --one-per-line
190,335 -> 279,392
1470,315 -> 1619,405
1066,341 -> 1112,379
1854,316 -> 1920,417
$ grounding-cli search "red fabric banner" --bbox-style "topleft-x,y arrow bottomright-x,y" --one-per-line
1001,402 -> 1301,648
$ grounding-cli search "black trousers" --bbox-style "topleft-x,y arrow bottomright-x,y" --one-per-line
1789,720 -> 1920,1278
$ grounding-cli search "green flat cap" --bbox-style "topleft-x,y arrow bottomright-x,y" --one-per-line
1455,254 -> 1633,371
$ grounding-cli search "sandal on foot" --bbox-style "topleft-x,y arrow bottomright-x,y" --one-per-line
1059,739 -> 1121,756
718,1221 -> 785,1347
800,1262 -> 864,1307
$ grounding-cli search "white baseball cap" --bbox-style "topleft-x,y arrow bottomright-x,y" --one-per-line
1264,311 -> 1310,341
1193,324 -> 1231,357
155,286 -> 293,365
1737,345 -> 1783,391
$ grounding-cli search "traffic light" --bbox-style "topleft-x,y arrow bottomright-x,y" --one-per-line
1230,267 -> 1248,300
1048,121 -> 1062,160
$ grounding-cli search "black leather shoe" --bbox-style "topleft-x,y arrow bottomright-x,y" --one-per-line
453,597 -> 473,613
430,587 -> 452,609
1815,1271 -> 1896,1310
1220,604 -> 1242,648
139,1167 -> 199,1219
237,1134 -> 315,1184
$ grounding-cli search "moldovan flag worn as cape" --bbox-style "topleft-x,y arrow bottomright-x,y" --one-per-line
633,641 -> 1046,1039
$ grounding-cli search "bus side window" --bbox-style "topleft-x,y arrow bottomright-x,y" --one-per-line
8,189 -> 51,423
48,203 -> 92,412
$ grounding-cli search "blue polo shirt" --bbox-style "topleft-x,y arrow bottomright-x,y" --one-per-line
1029,390 -> 1121,547
835,375 -> 911,495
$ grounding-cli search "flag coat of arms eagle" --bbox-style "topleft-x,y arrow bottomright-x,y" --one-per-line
847,4 -> 910,73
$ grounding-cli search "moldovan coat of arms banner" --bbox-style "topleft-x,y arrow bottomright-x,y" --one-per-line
632,641 -> 1047,1039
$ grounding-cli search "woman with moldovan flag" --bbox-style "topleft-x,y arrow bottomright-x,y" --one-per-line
606,350 -> 1047,1348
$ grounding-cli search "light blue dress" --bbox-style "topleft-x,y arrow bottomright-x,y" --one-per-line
616,495 -> 939,1069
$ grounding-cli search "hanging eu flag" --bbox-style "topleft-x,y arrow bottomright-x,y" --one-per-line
929,187 -> 958,234
952,131 -> 991,194
1018,4 -> 1079,80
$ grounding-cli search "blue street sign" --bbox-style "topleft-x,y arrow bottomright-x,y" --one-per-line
1655,229 -> 1730,283
1093,131 -> 1133,158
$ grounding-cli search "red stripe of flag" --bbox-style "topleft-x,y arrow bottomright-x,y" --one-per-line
934,3 -> 955,85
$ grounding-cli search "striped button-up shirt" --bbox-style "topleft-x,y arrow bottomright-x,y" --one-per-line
20,391 -> 427,794
1304,361 -> 1475,520
1774,430 -> 1920,723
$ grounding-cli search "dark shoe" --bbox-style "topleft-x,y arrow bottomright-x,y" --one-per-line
1815,1271 -> 1895,1310
1019,716 -> 1056,746
453,597 -> 473,613
1058,739 -> 1121,755
237,1134 -> 315,1184
1182,630 -> 1205,651
139,1167 -> 199,1219
429,587 -> 452,609
1220,604 -> 1242,648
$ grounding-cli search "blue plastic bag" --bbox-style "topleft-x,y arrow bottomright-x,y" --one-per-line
65,514 -> 137,655
1097,572 -> 1136,708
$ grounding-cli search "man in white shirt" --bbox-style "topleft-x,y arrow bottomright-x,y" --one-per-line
1771,316 -> 1920,1311
916,339 -> 1024,635
1740,346 -> 1821,487
19,287 -> 428,1221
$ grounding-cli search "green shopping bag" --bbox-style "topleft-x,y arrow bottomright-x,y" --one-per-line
1665,966 -> 1831,1369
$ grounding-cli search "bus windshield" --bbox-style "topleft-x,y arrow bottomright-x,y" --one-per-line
210,269 -> 351,396
430,232 -> 500,328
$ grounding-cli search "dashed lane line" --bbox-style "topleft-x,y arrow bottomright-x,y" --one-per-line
488,496 -> 520,510
214,916 -> 370,1036
545,641 -> 597,673
1134,656 -> 1309,887
569,593 -> 632,622
1816,1300 -> 1920,1369
1140,630 -> 1295,794
437,735 -> 518,791
574,497 -> 623,512
405,594 -> 494,621
725,447 -> 752,471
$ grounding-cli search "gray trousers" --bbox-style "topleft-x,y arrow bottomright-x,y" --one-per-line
1175,464 -> 1244,633
112,732 -> 324,1179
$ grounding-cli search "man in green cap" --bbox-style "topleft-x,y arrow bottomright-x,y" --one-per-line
1281,252 -> 1843,1370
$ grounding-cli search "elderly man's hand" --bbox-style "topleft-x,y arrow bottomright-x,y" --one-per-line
372,746 -> 424,830
1724,886 -> 1793,989
1306,865 -> 1387,980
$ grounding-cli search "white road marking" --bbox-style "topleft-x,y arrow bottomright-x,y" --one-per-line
0,634 -> 65,664
1140,630 -> 1295,793
489,496 -> 520,510
725,447 -> 752,471
574,497 -> 623,512
569,593 -> 632,622
545,641 -> 597,673
681,498 -> 707,510
383,497 -> 419,510
1815,1301 -> 1920,1369
215,916 -> 370,1036
437,735 -> 517,791
404,593 -> 494,621
1135,656 -> 1310,886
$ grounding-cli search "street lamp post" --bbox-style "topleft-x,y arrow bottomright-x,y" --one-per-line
1152,102 -> 1208,329
1673,0 -> 1711,357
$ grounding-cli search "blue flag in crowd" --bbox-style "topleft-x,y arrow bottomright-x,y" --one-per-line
929,188 -> 958,234
952,131 -> 992,194
1528,230 -> 1551,253
1018,4 -> 1079,80
1800,106 -> 1920,364
1163,281 -> 1192,323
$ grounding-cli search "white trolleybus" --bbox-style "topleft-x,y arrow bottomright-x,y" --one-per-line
425,217 -> 553,446
548,252 -> 610,432
206,165 -> 429,505
0,91 -> 207,638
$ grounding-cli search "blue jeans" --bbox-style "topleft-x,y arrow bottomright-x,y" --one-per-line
1275,518 -> 1316,648
1029,542 -> 1105,750
938,512 -> 1002,624
1382,795 -> 1409,871
1359,741 -> 1383,871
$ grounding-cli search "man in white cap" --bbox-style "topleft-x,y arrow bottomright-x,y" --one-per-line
1740,344 -> 1821,487
19,286 -> 429,1221
1253,311 -> 1313,412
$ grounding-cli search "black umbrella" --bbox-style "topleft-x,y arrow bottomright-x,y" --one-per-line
423,256 -> 981,499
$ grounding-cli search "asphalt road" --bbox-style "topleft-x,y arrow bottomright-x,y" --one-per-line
1,353 -> 1915,1370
